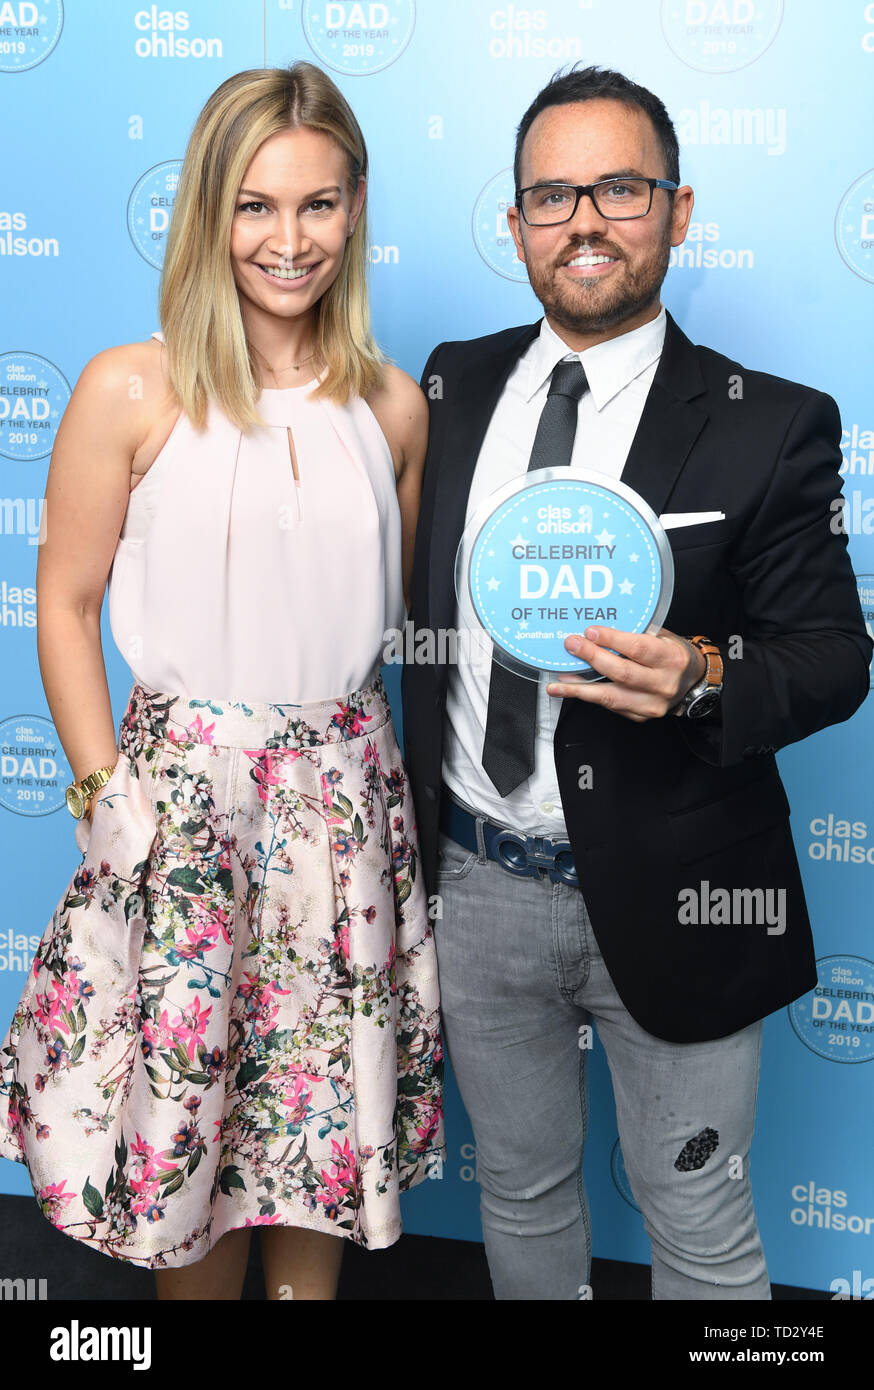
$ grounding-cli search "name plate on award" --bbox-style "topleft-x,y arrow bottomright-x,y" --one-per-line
454,467 -> 674,680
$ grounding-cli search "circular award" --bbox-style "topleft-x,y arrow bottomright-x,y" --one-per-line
454,468 -> 674,681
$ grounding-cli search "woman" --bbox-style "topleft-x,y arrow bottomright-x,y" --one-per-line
0,62 -> 444,1301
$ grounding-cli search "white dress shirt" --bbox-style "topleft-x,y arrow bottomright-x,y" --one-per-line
442,305 -> 667,837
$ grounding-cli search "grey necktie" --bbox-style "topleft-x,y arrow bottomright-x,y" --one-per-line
481,359 -> 590,797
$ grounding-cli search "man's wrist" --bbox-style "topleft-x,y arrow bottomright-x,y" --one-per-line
672,637 -> 724,718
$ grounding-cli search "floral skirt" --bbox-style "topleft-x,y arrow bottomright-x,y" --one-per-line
0,677 -> 444,1268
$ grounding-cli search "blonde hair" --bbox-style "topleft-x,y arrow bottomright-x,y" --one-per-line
157,62 -> 385,430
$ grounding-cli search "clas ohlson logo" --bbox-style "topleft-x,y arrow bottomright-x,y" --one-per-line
0,0 -> 63,72
0,713 -> 70,816
127,161 -> 182,269
472,169 -> 527,282
835,169 -> 874,284
660,0 -> 783,72
789,955 -> 874,1063
301,0 -> 415,75
0,352 -> 70,462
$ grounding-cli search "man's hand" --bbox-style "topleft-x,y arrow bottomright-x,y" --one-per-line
545,627 -> 707,723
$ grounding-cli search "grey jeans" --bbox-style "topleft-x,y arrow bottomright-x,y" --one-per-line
434,825 -> 771,1301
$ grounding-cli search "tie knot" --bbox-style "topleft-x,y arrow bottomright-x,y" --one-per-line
548,358 -> 588,403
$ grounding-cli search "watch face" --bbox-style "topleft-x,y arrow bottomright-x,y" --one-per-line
688,689 -> 720,719
65,785 -> 84,818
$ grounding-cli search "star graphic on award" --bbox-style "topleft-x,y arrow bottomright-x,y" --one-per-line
486,577 -> 500,591
618,579 -> 634,596
595,528 -> 615,547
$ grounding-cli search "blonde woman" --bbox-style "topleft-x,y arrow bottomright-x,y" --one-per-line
0,62 -> 444,1301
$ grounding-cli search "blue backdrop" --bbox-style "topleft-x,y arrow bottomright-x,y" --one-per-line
1,0 -> 872,1296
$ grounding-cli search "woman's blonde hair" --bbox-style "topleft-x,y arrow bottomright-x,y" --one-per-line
158,62 -> 384,430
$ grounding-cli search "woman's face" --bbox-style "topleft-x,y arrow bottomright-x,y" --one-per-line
230,126 -> 364,328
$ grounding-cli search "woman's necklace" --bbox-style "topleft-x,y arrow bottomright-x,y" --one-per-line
255,345 -> 316,388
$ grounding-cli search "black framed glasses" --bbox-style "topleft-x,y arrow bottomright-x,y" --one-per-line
516,177 -> 679,225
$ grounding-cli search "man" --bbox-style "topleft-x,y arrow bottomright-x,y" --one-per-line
401,65 -> 871,1300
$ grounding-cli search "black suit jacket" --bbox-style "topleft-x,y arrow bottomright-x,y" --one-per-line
401,312 -> 871,1043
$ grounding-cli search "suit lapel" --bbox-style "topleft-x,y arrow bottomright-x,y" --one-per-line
555,311 -> 710,743
619,311 -> 709,515
429,322 -> 541,633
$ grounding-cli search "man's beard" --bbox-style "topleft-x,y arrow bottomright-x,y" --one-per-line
525,225 -> 673,336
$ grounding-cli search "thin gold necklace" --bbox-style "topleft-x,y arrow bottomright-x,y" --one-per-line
255,346 -> 316,387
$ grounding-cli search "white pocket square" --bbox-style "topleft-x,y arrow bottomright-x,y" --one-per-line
659,511 -> 726,530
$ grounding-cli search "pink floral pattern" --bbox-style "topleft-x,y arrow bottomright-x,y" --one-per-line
0,679 -> 444,1267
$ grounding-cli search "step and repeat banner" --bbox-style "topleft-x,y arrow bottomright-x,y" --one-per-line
1,0 -> 872,1296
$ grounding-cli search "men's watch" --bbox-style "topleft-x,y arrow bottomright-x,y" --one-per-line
64,764 -> 117,820
677,636 -> 724,719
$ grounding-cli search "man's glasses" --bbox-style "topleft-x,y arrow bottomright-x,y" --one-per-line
516,177 -> 679,225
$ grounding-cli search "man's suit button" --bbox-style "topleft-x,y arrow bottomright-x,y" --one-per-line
424,784 -> 438,801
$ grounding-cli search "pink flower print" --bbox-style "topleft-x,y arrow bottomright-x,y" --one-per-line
34,991 -> 53,1027
330,703 -> 372,739
175,912 -> 220,962
245,1214 -> 281,1226
132,1132 -> 157,1177
336,920 -> 350,961
187,714 -> 215,745
38,1180 -> 76,1227
315,1137 -> 360,1217
245,748 -> 298,805
140,1017 -> 159,1061
413,1110 -> 441,1153
281,1071 -> 313,1124
363,905 -> 377,924
170,996 -> 212,1061
35,1123 -> 51,1141
385,767 -> 406,798
392,816 -> 404,832
211,904 -> 233,947
155,1008 -> 175,1049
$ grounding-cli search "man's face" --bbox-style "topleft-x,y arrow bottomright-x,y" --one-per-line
506,99 -> 694,347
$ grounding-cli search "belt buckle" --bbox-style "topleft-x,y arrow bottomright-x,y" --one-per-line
492,829 -> 578,885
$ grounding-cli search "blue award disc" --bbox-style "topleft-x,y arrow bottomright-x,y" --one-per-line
454,468 -> 674,680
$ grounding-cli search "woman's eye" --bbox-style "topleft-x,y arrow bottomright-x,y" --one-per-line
307,199 -> 336,213
238,201 -> 265,214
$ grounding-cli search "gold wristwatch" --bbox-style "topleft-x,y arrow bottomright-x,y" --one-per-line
64,764 -> 117,820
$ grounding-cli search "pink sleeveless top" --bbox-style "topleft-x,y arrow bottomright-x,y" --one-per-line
107,332 -> 405,704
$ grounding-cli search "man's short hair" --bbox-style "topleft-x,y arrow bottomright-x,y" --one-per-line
514,64 -> 681,192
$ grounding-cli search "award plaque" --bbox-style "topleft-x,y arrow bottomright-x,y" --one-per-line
454,467 -> 674,681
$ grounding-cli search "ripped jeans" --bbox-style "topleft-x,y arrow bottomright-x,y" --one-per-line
434,829 -> 771,1301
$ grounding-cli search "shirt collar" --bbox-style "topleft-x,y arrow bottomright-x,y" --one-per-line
525,306 -> 666,410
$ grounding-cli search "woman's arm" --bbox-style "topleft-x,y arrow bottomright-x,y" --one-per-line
37,345 -> 151,817
367,365 -> 429,613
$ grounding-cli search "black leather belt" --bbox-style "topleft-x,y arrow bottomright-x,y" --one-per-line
439,786 -> 579,886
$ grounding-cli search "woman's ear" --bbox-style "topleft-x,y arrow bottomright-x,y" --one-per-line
347,174 -> 366,236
